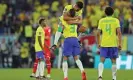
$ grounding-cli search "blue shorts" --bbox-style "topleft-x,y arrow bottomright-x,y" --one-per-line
100,47 -> 118,58
36,51 -> 45,60
63,37 -> 80,57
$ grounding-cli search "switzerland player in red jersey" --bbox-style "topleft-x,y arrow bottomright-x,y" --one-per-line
43,25 -> 51,78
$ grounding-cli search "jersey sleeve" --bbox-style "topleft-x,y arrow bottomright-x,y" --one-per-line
77,9 -> 83,16
98,19 -> 102,30
116,19 -> 120,28
36,27 -> 43,36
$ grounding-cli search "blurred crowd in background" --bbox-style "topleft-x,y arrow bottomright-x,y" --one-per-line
0,0 -> 133,68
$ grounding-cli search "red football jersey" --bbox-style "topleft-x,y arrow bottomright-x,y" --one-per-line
44,26 -> 51,47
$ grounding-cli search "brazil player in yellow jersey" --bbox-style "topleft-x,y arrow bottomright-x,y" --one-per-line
60,9 -> 87,80
97,7 -> 122,80
53,1 -> 83,46
33,18 -> 46,80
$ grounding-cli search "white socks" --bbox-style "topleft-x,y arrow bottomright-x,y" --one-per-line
76,59 -> 84,72
112,64 -> 117,80
40,61 -> 45,76
35,62 -> 40,77
98,62 -> 104,77
35,61 -> 45,77
62,61 -> 68,78
98,62 -> 117,80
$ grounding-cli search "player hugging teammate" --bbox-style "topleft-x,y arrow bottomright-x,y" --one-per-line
53,1 -> 84,46
57,9 -> 87,80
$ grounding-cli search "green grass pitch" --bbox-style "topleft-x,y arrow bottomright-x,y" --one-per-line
0,68 -> 132,80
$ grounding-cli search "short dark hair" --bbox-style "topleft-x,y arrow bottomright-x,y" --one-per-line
105,7 -> 114,16
39,18 -> 45,25
69,9 -> 76,17
76,1 -> 83,9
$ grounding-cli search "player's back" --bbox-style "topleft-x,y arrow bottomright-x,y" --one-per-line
98,16 -> 120,47
35,26 -> 45,52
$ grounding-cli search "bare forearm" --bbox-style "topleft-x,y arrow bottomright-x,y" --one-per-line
63,16 -> 75,21
118,31 -> 122,45
67,20 -> 82,24
97,32 -> 101,45
63,13 -> 77,21
38,38 -> 43,50
117,28 -> 122,45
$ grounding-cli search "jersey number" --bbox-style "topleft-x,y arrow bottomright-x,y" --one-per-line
106,24 -> 111,35
70,25 -> 76,33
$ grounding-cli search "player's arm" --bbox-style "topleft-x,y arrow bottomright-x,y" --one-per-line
63,12 -> 79,21
117,27 -> 122,50
63,6 -> 77,21
116,19 -> 122,50
54,23 -> 63,46
38,33 -> 43,50
97,29 -> 101,48
66,18 -> 82,24
97,20 -> 102,48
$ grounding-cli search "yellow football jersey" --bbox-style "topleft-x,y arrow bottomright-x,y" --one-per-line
35,26 -> 45,52
59,16 -> 78,38
98,16 -> 120,47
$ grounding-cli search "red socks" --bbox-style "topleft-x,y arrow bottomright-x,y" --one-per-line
33,59 -> 39,73
46,59 -> 51,74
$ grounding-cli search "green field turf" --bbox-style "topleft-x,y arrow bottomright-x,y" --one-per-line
0,68 -> 132,80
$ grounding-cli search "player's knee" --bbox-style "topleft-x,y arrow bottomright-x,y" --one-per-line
74,55 -> 79,61
39,58 -> 44,62
111,58 -> 116,64
63,56 -> 68,61
100,57 -> 105,62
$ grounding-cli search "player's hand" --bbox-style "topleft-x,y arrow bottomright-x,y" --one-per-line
78,41 -> 82,47
43,50 -> 45,54
118,44 -> 122,50
51,45 -> 57,50
98,44 -> 100,49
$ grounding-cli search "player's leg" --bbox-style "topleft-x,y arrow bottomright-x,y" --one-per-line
62,56 -> 68,80
30,58 -> 39,77
98,47 -> 107,80
74,56 -> 84,72
35,51 -> 45,78
110,47 -> 118,80
98,57 -> 105,80
74,56 -> 87,80
39,59 -> 45,77
35,60 -> 41,80
62,38 -> 72,80
73,38 -> 87,80
111,58 -> 117,80
36,60 -> 44,80
45,51 -> 51,78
